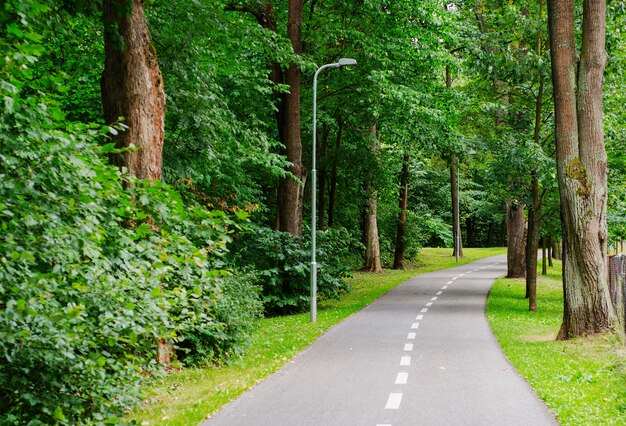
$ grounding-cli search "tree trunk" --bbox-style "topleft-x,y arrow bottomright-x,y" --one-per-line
507,201 -> 527,278
525,173 -> 541,310
542,236 -> 548,275
526,61 -> 545,310
327,115 -> 343,228
548,0 -> 617,338
393,155 -> 410,269
364,125 -> 382,272
451,156 -> 463,258
102,0 -> 165,181
278,0 -> 305,235
487,222 -> 494,246
548,235 -> 554,266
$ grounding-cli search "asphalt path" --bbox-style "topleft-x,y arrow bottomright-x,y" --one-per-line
203,255 -> 557,426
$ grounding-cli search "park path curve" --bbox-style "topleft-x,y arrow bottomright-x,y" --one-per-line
203,255 -> 557,426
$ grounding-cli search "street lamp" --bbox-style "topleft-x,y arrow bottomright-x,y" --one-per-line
311,58 -> 357,323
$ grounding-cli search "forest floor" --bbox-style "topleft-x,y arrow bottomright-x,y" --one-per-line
129,247 -> 506,425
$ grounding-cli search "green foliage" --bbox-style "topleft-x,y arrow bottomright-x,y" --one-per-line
0,3 -> 260,422
233,225 -> 354,314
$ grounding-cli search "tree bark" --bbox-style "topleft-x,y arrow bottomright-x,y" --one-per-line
393,155 -> 410,269
328,115 -> 343,228
507,201 -> 527,278
364,125 -> 382,272
548,235 -> 554,266
102,0 -> 165,181
548,0 -> 617,338
278,0 -> 305,235
451,156 -> 463,258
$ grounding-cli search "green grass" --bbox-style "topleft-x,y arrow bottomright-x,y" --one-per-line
129,247 -> 505,425
487,261 -> 626,425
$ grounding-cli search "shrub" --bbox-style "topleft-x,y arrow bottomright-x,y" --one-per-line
233,225 -> 353,315
0,7 -> 260,420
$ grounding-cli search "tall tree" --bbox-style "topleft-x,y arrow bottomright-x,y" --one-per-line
364,125 -> 382,272
547,0 -> 617,338
102,0 -> 165,180
278,0 -> 305,235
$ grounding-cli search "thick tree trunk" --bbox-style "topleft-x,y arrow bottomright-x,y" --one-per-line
548,0 -> 617,338
451,156 -> 463,258
507,201 -> 527,278
393,155 -> 410,269
364,125 -> 382,272
278,0 -> 305,235
327,115 -> 343,228
102,0 -> 165,181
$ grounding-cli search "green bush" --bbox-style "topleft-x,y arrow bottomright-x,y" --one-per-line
0,6 -> 261,420
233,225 -> 353,315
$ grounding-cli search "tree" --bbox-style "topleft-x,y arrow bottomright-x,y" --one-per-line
547,0 -> 617,338
101,0 -> 165,180
278,0 -> 306,235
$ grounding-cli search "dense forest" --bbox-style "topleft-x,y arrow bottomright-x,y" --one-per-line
1,0 -> 625,423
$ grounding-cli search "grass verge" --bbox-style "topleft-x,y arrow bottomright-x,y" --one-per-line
487,261 -> 626,425
129,247 -> 505,425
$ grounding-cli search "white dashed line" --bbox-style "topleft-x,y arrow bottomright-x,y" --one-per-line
411,322 -> 420,329
416,314 -> 424,320
431,296 -> 438,301
376,424 -> 392,426
446,281 -> 453,285
426,302 -> 433,307
404,343 -> 413,351
421,308 -> 428,313
442,286 -> 448,290
407,332 -> 416,339
436,291 -> 443,296
385,393 -> 403,409
395,372 -> 408,384
451,277 -> 458,281
400,356 -> 411,366
459,273 -> 465,277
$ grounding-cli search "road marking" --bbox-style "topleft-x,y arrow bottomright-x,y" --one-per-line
436,291 -> 443,296
426,302 -> 433,307
446,280 -> 453,285
442,285 -> 448,290
431,296 -> 438,301
385,393 -> 403,409
400,356 -> 411,366
421,308 -> 428,313
451,277 -> 458,281
404,343 -> 413,351
411,322 -> 420,329
407,332 -> 416,339
416,314 -> 424,320
395,372 -> 408,385
376,423 -> 392,426
459,273 -> 465,277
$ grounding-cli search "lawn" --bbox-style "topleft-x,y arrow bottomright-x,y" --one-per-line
129,247 -> 506,425
487,261 -> 626,425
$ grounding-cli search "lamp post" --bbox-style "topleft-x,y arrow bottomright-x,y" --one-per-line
311,58 -> 356,323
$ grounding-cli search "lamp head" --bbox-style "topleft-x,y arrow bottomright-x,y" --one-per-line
337,58 -> 357,67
